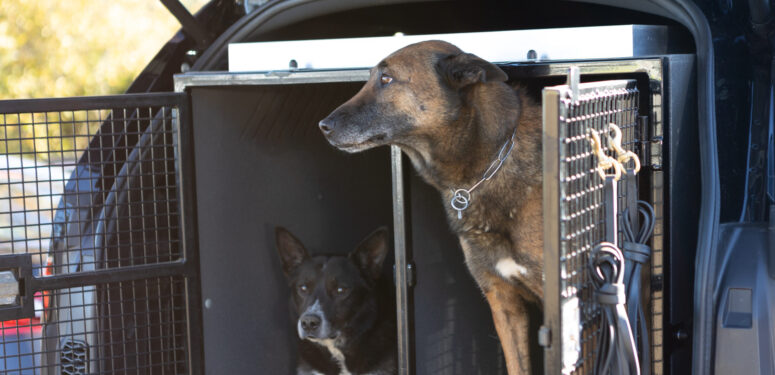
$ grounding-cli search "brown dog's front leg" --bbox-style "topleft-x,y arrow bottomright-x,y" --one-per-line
484,276 -> 533,375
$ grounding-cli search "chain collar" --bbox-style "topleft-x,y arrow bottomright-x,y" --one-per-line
450,126 -> 518,219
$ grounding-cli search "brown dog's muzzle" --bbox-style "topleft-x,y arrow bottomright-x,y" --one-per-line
320,85 -> 413,153
319,92 -> 364,141
318,117 -> 334,136
318,100 -> 382,153
318,108 -> 347,145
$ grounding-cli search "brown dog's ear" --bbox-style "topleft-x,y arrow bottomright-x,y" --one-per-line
437,52 -> 508,89
350,227 -> 390,280
275,227 -> 309,276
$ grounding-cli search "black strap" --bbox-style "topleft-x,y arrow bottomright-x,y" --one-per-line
588,243 -> 641,375
622,169 -> 656,375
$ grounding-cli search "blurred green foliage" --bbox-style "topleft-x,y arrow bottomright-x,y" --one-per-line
0,0 -> 207,161
0,0 -> 207,99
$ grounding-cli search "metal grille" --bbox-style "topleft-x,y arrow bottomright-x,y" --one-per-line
0,104 -> 181,272
543,79 -> 640,374
0,93 -> 198,374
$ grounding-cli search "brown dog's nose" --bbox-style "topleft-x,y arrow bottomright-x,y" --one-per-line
318,118 -> 333,135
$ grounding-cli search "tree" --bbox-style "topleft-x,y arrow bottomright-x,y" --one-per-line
0,0 -> 207,160
0,0 -> 206,99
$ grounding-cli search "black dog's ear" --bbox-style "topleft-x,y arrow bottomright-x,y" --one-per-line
437,52 -> 508,89
350,227 -> 390,280
275,227 -> 309,276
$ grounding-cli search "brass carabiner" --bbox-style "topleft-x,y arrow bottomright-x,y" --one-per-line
607,123 -> 640,173
587,128 -> 623,181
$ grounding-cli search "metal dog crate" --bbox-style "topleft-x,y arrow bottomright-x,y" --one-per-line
0,54 -> 697,374
389,55 -> 698,375
176,75 -> 396,374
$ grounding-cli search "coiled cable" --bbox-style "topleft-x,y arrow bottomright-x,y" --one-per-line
622,201 -> 656,375
588,242 -> 641,375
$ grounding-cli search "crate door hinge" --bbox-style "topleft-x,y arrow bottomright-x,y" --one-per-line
639,115 -> 663,171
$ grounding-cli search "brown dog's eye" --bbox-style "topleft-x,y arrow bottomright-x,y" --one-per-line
380,74 -> 393,85
298,284 -> 309,294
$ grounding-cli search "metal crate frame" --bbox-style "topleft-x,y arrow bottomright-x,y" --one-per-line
543,74 -> 654,375
0,93 -> 203,374
386,58 -> 667,375
176,58 -> 666,375
498,59 -> 665,375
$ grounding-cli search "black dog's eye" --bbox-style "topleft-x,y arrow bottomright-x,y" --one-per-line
298,284 -> 309,294
380,74 -> 393,86
336,286 -> 349,295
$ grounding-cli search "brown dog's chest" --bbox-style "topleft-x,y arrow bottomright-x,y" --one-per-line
443,183 -> 544,300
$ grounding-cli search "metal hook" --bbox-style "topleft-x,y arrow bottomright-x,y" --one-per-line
607,123 -> 640,173
587,128 -> 623,181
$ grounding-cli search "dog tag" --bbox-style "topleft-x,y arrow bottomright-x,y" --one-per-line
450,189 -> 470,220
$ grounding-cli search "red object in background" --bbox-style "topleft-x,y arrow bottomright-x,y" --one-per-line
41,256 -> 52,323
0,293 -> 44,337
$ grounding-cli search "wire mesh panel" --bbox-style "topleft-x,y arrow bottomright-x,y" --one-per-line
0,93 -> 200,374
543,79 -> 640,374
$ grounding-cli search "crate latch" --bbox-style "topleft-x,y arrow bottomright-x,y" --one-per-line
0,254 -> 34,321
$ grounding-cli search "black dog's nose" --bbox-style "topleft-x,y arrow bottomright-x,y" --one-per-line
318,118 -> 333,135
300,314 -> 321,333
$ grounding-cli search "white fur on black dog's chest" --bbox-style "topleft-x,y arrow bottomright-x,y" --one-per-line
308,338 -> 352,375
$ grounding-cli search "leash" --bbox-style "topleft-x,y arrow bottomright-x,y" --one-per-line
621,178 -> 655,375
449,126 -> 517,219
622,194 -> 654,375
611,122 -> 654,375
586,124 -> 642,375
589,241 -> 640,375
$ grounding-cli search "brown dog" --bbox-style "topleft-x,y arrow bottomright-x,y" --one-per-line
319,40 -> 543,375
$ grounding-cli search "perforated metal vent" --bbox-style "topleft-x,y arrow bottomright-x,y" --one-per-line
61,338 -> 88,375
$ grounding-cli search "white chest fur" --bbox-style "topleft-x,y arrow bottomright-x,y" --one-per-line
496,257 -> 529,280
310,338 -> 352,375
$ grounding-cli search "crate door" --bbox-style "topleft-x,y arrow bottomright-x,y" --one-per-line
542,78 -> 640,375
0,93 -> 202,374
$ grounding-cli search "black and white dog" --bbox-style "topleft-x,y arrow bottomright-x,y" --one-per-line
275,227 -> 396,375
